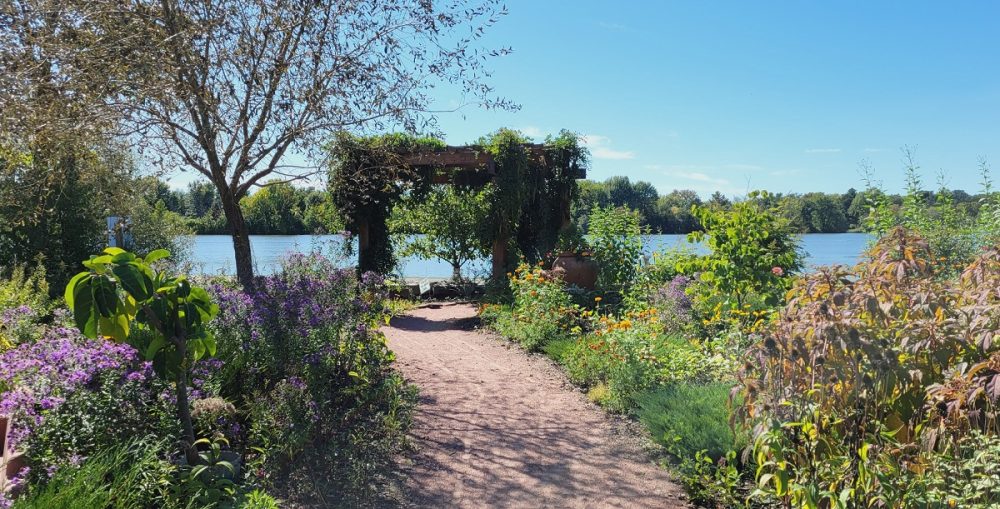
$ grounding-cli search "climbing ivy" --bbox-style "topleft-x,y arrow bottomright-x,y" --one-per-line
479,129 -> 587,272
327,132 -> 443,273
327,129 -> 588,278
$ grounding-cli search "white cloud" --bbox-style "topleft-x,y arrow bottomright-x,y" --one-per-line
581,134 -> 636,160
805,148 -> 842,154
666,170 -> 731,186
643,164 -> 761,196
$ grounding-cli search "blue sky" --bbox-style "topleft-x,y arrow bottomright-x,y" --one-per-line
428,1 -> 1000,197
162,2 -> 999,198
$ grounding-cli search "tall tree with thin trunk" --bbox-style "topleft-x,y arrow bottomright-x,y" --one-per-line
2,0 -> 513,287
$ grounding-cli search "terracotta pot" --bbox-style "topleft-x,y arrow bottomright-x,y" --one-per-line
552,252 -> 598,289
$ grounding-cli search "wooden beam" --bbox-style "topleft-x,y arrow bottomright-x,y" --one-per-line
403,147 -> 492,168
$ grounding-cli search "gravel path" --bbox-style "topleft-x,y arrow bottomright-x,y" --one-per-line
383,302 -> 690,509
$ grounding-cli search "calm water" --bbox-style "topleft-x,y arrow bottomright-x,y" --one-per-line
186,233 -> 872,278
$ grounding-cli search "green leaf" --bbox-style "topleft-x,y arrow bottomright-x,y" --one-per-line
113,263 -> 151,301
202,332 -> 217,357
144,249 -> 170,264
103,247 -> 126,256
98,312 -> 130,342
72,280 -> 98,338
64,272 -> 91,308
145,335 -> 168,360
111,252 -> 136,263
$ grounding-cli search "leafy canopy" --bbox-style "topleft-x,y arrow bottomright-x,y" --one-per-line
390,185 -> 490,281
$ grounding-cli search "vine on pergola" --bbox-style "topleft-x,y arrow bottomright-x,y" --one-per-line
326,128 -> 588,277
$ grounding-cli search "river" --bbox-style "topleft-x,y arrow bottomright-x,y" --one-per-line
184,233 -> 872,278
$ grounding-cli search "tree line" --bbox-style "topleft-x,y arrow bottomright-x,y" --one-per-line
573,176 -> 987,234
149,180 -> 342,236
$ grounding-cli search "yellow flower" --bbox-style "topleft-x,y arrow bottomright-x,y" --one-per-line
594,296 -> 603,302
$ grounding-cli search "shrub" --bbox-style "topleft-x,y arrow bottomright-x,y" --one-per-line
588,205 -> 643,297
679,191 -> 802,332
637,383 -> 739,461
0,306 -> 42,352
484,263 -> 575,351
737,229 -> 1000,507
0,262 -> 48,314
208,252 -> 414,504
862,153 -> 996,270
0,329 -> 173,503
648,274 -> 695,334
899,431 -> 1000,508
629,245 -> 698,304
564,310 -> 720,412
541,337 -> 575,363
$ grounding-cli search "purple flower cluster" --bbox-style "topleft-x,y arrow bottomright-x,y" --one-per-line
660,275 -> 693,312
209,252 -> 383,362
652,275 -> 694,330
0,328 -> 153,449
1,305 -> 34,326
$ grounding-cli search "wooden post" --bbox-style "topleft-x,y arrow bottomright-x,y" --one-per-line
357,220 -> 370,271
492,237 -> 507,279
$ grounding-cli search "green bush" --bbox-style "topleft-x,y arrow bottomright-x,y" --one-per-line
483,263 -> 575,351
862,152 -> 998,271
637,383 -> 739,461
541,337 -> 575,363
563,312 -> 720,412
738,230 -> 1000,507
207,255 -> 415,505
588,205 -> 643,297
898,431 -> 1000,508
0,261 -> 49,313
678,190 -> 802,333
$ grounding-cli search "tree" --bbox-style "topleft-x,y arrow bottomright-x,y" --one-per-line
657,189 -> 702,233
3,0 -> 512,288
242,182 -> 306,235
66,248 -> 219,464
0,141 -> 134,288
573,180 -> 610,229
390,186 -> 490,281
708,191 -> 732,209
680,191 -> 802,322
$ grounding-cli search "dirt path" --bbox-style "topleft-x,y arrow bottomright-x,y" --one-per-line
384,302 -> 690,509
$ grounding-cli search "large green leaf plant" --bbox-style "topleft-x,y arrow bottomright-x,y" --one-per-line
65,247 -> 218,463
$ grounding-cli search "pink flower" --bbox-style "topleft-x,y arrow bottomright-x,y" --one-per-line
772,266 -> 784,277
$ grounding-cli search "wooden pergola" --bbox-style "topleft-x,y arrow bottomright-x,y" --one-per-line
355,144 -> 586,278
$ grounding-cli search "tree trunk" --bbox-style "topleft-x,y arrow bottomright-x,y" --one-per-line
492,236 -> 507,280
217,183 -> 254,288
175,349 -> 200,465
452,263 -> 462,282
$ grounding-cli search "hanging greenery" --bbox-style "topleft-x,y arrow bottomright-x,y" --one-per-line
327,132 -> 443,274
477,129 -> 530,275
528,130 -> 588,261
327,128 -> 588,277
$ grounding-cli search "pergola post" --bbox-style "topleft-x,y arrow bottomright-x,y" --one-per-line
357,219 -> 371,271
348,142 -> 585,277
492,236 -> 507,279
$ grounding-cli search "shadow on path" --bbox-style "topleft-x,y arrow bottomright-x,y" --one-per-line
383,302 -> 689,509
